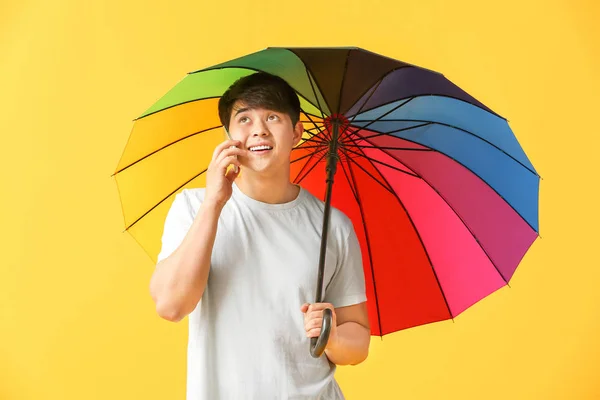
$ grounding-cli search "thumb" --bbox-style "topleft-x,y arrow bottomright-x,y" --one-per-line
300,303 -> 310,313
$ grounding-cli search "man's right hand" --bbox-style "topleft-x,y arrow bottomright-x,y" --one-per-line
204,139 -> 246,208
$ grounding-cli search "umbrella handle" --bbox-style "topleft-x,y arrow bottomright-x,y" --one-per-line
309,308 -> 333,358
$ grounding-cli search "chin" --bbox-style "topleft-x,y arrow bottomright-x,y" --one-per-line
243,160 -> 281,176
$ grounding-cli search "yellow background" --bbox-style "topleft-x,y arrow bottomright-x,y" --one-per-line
1,0 -> 599,398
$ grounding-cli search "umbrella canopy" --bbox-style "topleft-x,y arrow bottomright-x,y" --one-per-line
114,47 -> 540,357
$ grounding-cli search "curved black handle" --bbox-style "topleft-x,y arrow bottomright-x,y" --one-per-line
309,308 -> 333,358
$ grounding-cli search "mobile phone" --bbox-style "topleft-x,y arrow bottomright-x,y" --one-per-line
223,126 -> 239,174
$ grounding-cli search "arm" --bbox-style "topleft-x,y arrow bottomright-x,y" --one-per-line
149,199 -> 223,322
301,219 -> 370,365
325,302 -> 370,365
149,139 -> 245,322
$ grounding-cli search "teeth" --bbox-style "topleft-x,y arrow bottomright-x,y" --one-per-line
250,145 -> 272,151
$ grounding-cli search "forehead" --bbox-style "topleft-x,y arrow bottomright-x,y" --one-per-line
231,101 -> 283,114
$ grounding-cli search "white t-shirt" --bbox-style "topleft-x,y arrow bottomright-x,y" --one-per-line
157,182 -> 367,400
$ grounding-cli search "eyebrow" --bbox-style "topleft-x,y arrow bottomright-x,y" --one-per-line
234,107 -> 251,117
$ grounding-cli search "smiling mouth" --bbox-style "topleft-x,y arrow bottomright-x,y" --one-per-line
249,145 -> 273,153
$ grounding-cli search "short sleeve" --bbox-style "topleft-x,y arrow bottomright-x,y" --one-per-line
156,190 -> 195,264
323,223 -> 367,308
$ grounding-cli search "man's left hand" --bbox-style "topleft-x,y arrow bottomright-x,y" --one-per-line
300,302 -> 338,349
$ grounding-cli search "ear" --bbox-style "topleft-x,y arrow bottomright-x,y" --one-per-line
292,120 -> 304,148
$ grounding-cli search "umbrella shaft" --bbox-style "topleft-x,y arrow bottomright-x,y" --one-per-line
315,122 -> 341,303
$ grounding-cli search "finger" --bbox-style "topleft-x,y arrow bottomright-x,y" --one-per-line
307,310 -> 330,321
217,155 -> 241,172
215,146 -> 245,162
305,317 -> 323,331
305,311 -> 319,321
304,311 -> 318,322
212,140 -> 241,162
300,303 -> 310,313
308,303 -> 335,312
215,147 -> 247,166
306,328 -> 323,338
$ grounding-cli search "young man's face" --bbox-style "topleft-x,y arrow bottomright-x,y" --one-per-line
227,101 -> 303,177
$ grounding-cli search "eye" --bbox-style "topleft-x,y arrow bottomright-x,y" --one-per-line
239,116 -> 249,123
268,114 -> 279,121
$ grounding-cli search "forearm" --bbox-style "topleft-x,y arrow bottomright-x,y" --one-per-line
149,200 -> 222,321
325,322 -> 370,366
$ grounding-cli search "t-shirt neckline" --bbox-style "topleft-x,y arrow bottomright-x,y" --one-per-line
232,182 -> 306,211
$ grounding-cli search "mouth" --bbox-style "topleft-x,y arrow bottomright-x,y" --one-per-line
248,145 -> 273,154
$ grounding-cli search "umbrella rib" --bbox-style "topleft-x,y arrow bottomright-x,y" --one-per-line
342,138 -> 455,322
301,112 -> 325,131
345,93 -> 505,121
343,122 -> 433,144
340,148 -> 396,195
304,124 -> 322,132
301,131 -> 325,143
290,149 -> 325,165
340,146 -> 420,178
294,145 -> 329,150
301,128 -> 325,140
290,151 -> 314,164
300,114 -> 324,135
125,168 -> 208,231
302,106 -> 331,142
342,144 -> 433,152
342,159 -> 385,336
113,125 -> 222,176
351,124 -> 539,234
347,118 -> 538,177
305,125 -> 322,130
303,129 -> 328,143
299,113 -> 326,145
337,157 -> 360,201
351,118 -> 439,122
293,149 -> 328,185
343,67 -> 414,117
347,78 -> 385,128
303,124 -> 325,135
335,50 -> 352,115
304,125 -> 325,135
348,107 -> 536,178
342,97 -> 416,140
355,133 -> 510,284
298,135 -> 329,147
300,58 -> 333,118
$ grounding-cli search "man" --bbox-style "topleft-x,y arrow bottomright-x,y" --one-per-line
149,71 -> 370,399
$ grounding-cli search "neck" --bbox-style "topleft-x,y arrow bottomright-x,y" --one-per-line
234,169 -> 300,204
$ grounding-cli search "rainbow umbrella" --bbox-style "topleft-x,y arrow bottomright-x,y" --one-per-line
113,47 -> 540,358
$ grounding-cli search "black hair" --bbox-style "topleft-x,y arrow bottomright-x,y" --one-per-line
218,72 -> 301,131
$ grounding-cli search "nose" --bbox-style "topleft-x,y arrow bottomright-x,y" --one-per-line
251,119 -> 270,137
